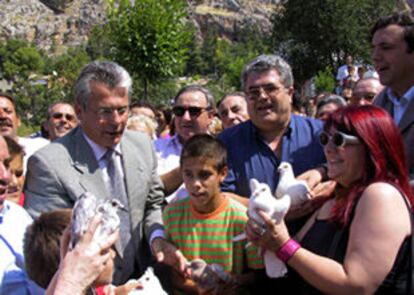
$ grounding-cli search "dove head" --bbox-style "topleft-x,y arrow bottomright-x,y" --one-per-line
249,178 -> 271,200
135,267 -> 166,294
189,259 -> 208,277
277,162 -> 292,174
109,198 -> 125,210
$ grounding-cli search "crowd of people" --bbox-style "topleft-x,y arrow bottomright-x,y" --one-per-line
1,10 -> 414,295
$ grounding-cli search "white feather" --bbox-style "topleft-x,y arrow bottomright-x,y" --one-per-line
275,162 -> 310,208
248,179 -> 290,278
128,267 -> 167,294
71,192 -> 124,248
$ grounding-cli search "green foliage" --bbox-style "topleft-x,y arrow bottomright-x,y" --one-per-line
0,41 -> 45,80
184,25 -> 270,92
105,0 -> 192,99
0,39 -> 90,129
271,0 -> 394,84
131,78 -> 178,106
314,67 -> 336,93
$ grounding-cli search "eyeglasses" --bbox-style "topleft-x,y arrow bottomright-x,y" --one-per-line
51,113 -> 76,122
352,93 -> 376,101
246,84 -> 282,100
93,106 -> 129,119
172,106 -> 208,118
319,131 -> 361,148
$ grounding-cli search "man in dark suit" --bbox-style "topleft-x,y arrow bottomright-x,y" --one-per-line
372,12 -> 414,184
24,61 -> 187,285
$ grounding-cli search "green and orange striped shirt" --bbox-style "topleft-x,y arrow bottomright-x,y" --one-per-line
163,196 -> 264,274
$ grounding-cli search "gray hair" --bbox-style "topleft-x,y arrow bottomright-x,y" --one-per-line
47,101 -> 74,118
174,85 -> 215,110
217,91 -> 246,108
74,61 -> 132,109
241,54 -> 294,89
316,94 -> 347,110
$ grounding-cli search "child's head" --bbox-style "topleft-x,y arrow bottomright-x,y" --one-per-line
24,209 -> 117,289
180,134 -> 228,213
4,136 -> 24,204
24,209 -> 72,288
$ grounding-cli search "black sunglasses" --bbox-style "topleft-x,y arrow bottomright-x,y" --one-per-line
52,113 -> 76,121
319,131 -> 360,148
172,106 -> 208,118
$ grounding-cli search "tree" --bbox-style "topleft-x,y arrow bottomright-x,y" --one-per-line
0,39 -> 90,133
106,0 -> 192,100
271,0 -> 395,85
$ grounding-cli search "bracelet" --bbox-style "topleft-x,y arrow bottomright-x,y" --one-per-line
275,238 -> 301,263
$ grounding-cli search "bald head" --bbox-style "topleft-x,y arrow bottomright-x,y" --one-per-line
350,78 -> 384,106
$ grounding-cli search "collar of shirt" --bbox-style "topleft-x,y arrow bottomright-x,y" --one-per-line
165,134 -> 184,154
82,131 -> 122,162
387,85 -> 414,106
251,119 -> 293,144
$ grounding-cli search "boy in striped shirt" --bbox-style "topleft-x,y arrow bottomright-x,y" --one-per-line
163,134 -> 264,294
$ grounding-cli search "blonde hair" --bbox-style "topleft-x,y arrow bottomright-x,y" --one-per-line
127,114 -> 158,139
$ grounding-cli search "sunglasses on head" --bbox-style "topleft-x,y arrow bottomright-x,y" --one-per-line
52,113 -> 76,121
319,131 -> 361,148
172,106 -> 208,118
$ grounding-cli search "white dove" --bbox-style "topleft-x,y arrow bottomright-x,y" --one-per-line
275,162 -> 310,208
70,192 -> 124,248
248,179 -> 291,278
70,192 -> 98,249
128,267 -> 168,295
94,198 -> 125,243
187,258 -> 235,294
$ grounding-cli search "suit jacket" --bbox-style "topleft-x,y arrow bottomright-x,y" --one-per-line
374,88 -> 414,181
24,126 -> 165,284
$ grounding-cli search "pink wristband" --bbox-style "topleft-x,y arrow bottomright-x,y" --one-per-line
276,238 -> 301,263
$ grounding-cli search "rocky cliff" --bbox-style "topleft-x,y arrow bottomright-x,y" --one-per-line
0,0 -> 278,54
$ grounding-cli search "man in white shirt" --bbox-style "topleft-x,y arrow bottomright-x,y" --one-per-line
0,93 -> 49,172
154,85 -> 215,202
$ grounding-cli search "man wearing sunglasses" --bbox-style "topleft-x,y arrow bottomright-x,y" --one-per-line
372,11 -> 414,185
350,77 -> 384,106
154,85 -> 215,202
0,94 -> 49,173
46,101 -> 78,141
217,55 -> 326,226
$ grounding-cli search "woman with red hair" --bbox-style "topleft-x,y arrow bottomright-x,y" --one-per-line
247,105 -> 413,294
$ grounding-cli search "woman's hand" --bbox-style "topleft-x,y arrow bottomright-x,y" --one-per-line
246,209 -> 290,252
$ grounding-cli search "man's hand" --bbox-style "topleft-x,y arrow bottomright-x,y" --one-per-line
287,180 -> 336,219
151,238 -> 188,274
287,168 -> 335,219
296,167 -> 326,190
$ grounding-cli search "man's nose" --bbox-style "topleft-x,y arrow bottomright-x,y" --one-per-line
182,110 -> 192,121
0,163 -> 10,184
371,47 -> 381,62
227,110 -> 236,120
109,110 -> 124,124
